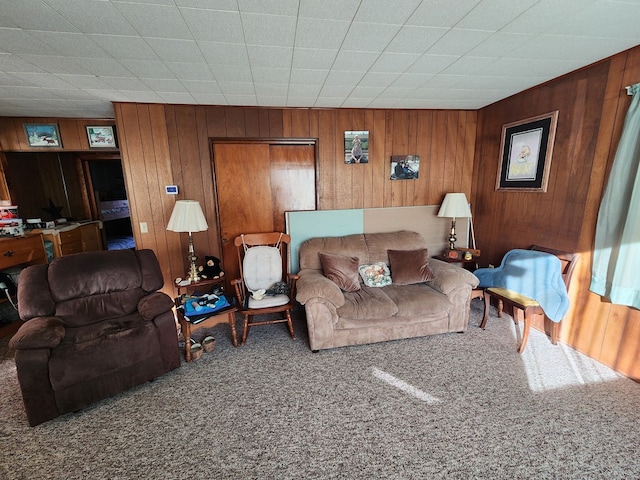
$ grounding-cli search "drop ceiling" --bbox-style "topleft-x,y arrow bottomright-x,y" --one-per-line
1,0 -> 640,118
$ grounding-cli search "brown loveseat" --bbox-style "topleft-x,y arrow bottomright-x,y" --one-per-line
296,231 -> 479,351
9,249 -> 180,426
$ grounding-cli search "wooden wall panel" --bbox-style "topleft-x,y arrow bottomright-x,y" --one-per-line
473,46 -> 640,380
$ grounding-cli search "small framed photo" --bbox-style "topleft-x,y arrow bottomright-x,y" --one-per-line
344,130 -> 369,164
86,125 -> 117,148
496,111 -> 558,192
390,155 -> 420,180
24,123 -> 62,147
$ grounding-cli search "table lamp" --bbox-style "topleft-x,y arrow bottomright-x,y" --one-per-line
167,200 -> 208,283
437,193 -> 472,250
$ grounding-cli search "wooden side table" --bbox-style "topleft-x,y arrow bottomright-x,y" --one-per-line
175,277 -> 238,361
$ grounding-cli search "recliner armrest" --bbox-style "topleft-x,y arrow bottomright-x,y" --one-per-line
138,292 -> 174,321
9,317 -> 65,350
296,269 -> 346,308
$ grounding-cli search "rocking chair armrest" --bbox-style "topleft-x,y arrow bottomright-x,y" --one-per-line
287,273 -> 300,295
231,278 -> 246,305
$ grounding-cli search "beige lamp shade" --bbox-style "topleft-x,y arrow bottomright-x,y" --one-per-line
166,200 -> 208,233
437,193 -> 472,219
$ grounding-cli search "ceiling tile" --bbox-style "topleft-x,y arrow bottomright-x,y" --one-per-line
72,57 -> 135,77
1,2 -> 78,33
359,72 -> 401,87
299,0 -> 360,20
27,31 -> 111,58
142,78 -> 185,92
44,0 -> 137,35
113,3 -> 191,39
287,83 -> 322,96
211,65 -> 253,82
355,0 -> 423,24
181,80 -> 222,94
370,52 -> 421,73
295,18 -> 351,49
246,46 -> 293,68
242,14 -> 297,47
341,23 -> 401,52
292,48 -> 338,70
440,56 -> 497,75
238,0 -> 299,16
119,60 -> 173,78
218,82 -> 255,95
165,62 -> 214,81
90,35 -> 160,61
17,55 -> 89,75
289,69 -> 329,85
406,54 -> 459,74
54,74 -> 113,89
199,42 -> 250,67
101,76 -> 149,91
456,0 -> 538,30
0,28 -> 61,56
254,83 -> 288,96
427,29 -> 493,56
0,55 -> 44,74
157,92 -> 196,103
146,39 -> 205,63
407,0 -> 481,27
385,26 -> 448,54
251,67 -> 290,84
180,8 -> 244,43
10,72 -> 74,89
332,50 -> 380,71
190,92 -> 228,104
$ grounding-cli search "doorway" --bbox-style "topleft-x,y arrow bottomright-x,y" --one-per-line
212,139 -> 317,285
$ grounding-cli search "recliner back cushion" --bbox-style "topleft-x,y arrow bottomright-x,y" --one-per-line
48,250 -> 145,327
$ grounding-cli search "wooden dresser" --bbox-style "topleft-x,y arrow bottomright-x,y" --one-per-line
41,221 -> 103,258
0,233 -> 47,270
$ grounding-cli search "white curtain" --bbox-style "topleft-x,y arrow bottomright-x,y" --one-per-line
590,82 -> 640,308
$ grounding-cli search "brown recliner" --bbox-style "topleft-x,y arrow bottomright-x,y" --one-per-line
9,249 -> 180,426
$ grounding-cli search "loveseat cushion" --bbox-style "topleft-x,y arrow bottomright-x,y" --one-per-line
337,286 -> 398,320
388,248 -> 434,285
383,284 -> 452,317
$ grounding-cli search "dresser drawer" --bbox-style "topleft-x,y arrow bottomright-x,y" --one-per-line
0,234 -> 47,270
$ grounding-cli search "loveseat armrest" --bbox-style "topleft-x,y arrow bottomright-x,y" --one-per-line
428,258 -> 479,295
9,317 -> 65,350
138,292 -> 174,321
296,269 -> 346,308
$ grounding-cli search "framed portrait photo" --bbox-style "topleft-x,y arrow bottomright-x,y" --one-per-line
86,125 -> 117,148
24,123 -> 62,147
496,111 -> 558,192
344,130 -> 369,164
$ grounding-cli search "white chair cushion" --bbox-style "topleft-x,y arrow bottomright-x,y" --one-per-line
247,294 -> 289,309
243,246 -> 282,292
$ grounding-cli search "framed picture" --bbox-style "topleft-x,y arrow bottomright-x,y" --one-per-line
496,110 -> 558,192
344,130 -> 369,164
390,155 -> 420,180
86,125 -> 117,148
23,123 -> 62,147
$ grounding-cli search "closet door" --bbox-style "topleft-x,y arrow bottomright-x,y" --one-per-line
213,141 -> 316,284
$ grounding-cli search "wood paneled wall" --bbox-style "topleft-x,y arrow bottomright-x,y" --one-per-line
473,46 -> 640,380
113,103 -> 477,298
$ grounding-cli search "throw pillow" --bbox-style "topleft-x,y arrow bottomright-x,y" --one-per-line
387,248 -> 434,285
358,262 -> 392,287
319,252 -> 361,292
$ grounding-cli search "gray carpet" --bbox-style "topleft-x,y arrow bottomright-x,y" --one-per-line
1,301 -> 638,480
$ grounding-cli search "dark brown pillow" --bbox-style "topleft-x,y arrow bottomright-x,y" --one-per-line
319,252 -> 361,292
388,248 -> 434,285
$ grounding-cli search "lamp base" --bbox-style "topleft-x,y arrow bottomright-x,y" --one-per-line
448,218 -> 457,250
186,232 -> 201,283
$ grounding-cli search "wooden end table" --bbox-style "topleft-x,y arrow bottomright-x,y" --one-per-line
175,277 -> 239,361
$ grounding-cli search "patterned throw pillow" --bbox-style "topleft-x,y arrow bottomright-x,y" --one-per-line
358,262 -> 392,287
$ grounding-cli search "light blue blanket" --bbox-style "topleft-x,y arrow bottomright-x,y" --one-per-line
473,249 -> 569,322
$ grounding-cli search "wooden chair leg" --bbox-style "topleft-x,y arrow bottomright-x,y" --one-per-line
480,290 -> 491,329
285,310 -> 295,340
518,309 -> 532,353
497,299 -> 503,318
551,320 -> 560,345
241,314 -> 251,346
